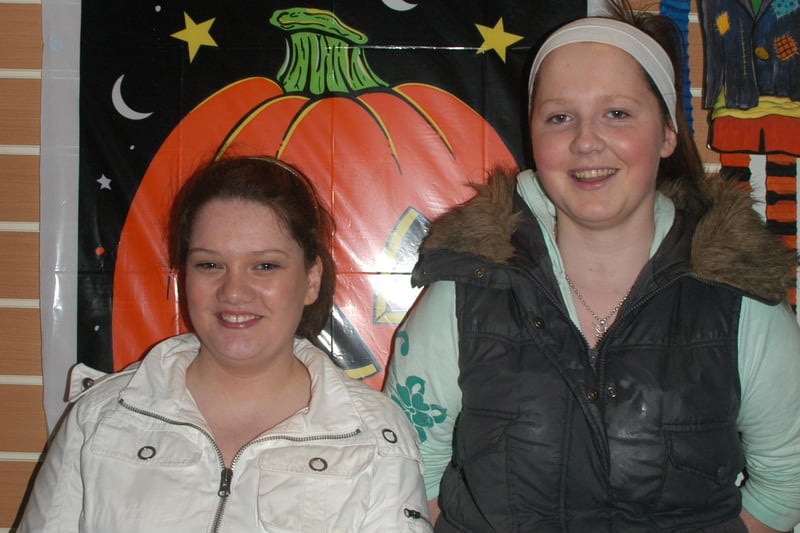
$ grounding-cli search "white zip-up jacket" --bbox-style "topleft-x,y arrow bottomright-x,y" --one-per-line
19,334 -> 431,532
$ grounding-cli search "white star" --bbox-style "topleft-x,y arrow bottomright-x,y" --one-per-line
97,175 -> 112,190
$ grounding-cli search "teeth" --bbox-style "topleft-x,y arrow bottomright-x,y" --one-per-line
573,168 -> 615,180
220,313 -> 258,323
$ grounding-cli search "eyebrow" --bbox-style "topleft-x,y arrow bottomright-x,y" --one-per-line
187,247 -> 291,257
534,93 -> 644,109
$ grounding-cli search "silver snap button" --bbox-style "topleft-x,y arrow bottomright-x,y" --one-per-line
382,428 -> 398,443
308,457 -> 328,472
472,267 -> 486,278
137,446 -> 157,460
82,377 -> 94,390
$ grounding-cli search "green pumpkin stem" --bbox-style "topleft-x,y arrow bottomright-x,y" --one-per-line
270,8 -> 388,95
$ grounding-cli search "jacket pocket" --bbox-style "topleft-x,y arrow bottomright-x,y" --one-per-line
90,415 -> 203,465
256,443 -> 375,532
84,417 -> 209,530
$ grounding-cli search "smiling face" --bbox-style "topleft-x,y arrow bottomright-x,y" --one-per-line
184,198 -> 322,370
529,42 -> 676,232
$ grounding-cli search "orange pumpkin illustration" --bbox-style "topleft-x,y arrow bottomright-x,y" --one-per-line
112,8 -> 516,387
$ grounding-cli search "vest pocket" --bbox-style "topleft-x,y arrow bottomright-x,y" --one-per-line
656,422 -> 744,511
442,408 -> 516,531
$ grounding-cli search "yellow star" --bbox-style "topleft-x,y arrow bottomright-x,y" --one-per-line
475,18 -> 523,63
171,13 -> 218,63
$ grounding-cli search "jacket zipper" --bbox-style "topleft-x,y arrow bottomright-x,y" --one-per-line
118,398 -> 360,532
222,430 -> 361,532
404,507 -> 434,528
229,428 -> 362,467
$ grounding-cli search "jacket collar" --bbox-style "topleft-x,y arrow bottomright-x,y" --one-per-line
117,334 -> 363,436
420,166 -> 794,304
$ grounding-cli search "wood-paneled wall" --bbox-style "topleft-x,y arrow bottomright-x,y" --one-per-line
0,1 -> 47,530
0,1 -> 719,530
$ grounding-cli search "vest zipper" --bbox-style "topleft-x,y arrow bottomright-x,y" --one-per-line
590,274 -> 684,358
118,397 -> 361,532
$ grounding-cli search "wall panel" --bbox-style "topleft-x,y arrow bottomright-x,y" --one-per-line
0,4 -> 42,69
0,155 -> 39,223
0,462 -> 39,528
0,79 -> 41,146
0,308 -> 41,376
0,386 -> 47,453
0,233 -> 39,300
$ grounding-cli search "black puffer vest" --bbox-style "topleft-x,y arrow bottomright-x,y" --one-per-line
414,170 -> 793,532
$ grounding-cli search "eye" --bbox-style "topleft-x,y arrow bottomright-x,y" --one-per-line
606,109 -> 629,120
546,113 -> 571,124
256,263 -> 277,272
193,262 -> 219,270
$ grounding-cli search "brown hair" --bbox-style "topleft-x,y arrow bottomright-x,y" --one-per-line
168,155 -> 336,340
605,0 -> 707,213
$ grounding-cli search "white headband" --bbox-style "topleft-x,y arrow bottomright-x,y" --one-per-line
528,18 -> 678,132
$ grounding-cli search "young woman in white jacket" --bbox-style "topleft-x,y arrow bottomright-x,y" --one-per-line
19,155 -> 431,532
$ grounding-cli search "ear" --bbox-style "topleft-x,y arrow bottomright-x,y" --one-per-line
660,123 -> 678,158
304,256 -> 323,305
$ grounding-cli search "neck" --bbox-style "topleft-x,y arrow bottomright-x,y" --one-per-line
556,215 -> 654,288
188,348 -> 310,403
186,349 -> 312,466
556,215 -> 653,346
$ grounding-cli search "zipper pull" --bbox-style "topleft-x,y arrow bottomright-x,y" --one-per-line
588,347 -> 598,366
404,508 -> 433,527
218,467 -> 233,497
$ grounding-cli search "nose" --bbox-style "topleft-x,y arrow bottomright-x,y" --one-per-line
570,120 -> 605,154
217,268 -> 254,303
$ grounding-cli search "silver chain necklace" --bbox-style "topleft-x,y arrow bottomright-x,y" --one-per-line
565,274 -> 631,338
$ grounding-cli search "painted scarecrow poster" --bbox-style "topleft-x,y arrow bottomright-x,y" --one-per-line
75,0 -> 586,391
696,0 -> 800,309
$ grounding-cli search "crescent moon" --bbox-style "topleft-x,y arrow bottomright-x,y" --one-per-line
382,0 -> 418,11
111,75 -> 153,120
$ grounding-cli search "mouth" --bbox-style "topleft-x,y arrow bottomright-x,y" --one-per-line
218,312 -> 261,325
572,168 -> 616,181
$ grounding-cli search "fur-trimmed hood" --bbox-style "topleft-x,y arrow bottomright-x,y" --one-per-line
421,167 -> 796,304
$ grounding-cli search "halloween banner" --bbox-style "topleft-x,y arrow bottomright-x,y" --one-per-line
38,0 -> 592,425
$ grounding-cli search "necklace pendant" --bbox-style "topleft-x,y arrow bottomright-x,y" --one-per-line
565,273 -> 630,341
594,318 -> 609,338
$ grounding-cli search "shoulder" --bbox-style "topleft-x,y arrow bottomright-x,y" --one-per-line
307,341 -> 421,457
738,296 -> 800,372
681,175 -> 796,304
60,363 -> 137,426
66,334 -> 198,417
68,359 -> 141,400
345,378 -> 422,459
422,165 -> 521,263
295,338 -> 421,457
